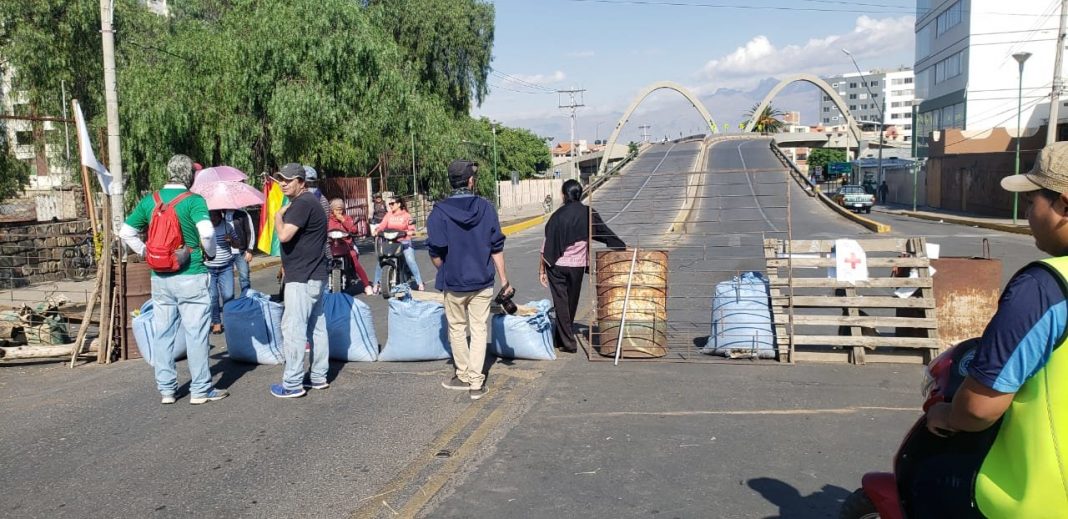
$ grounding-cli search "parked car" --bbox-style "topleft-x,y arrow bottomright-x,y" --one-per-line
833,185 -> 874,213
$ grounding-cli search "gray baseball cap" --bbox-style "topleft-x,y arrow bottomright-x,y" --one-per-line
1002,141 -> 1068,193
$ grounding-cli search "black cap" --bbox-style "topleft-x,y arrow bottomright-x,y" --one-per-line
448,160 -> 478,188
274,162 -> 306,181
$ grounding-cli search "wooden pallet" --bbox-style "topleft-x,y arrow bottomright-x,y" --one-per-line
763,237 -> 939,364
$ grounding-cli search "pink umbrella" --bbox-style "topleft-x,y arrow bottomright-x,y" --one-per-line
192,165 -> 247,189
191,180 -> 266,210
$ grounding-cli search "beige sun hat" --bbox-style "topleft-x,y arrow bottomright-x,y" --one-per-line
1002,141 -> 1068,193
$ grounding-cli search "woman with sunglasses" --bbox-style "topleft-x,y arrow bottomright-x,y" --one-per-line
372,197 -> 425,293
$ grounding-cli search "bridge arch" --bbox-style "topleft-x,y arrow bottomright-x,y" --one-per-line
597,81 -> 718,176
744,73 -> 863,156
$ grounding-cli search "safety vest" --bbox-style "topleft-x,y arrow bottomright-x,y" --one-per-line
975,257 -> 1068,517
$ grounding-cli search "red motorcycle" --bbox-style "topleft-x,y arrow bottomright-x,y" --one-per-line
840,339 -> 995,519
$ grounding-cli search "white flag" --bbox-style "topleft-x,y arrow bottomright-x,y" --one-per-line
72,99 -> 115,195
834,238 -> 869,284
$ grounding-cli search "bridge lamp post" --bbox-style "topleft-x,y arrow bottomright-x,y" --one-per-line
842,49 -> 884,188
1013,51 -> 1032,225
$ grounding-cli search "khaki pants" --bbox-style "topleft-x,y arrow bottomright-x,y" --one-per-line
443,287 -> 493,389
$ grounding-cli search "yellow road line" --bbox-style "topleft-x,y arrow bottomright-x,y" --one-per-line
548,406 -> 918,419
501,215 -> 545,236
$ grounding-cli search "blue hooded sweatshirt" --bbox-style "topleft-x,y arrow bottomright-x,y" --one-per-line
426,194 -> 505,292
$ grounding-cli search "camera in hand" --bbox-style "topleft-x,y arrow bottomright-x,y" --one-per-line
495,284 -> 517,315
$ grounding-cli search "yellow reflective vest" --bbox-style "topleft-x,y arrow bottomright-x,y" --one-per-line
975,257 -> 1068,517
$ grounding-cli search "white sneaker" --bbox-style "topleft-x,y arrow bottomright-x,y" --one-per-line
161,394 -> 176,405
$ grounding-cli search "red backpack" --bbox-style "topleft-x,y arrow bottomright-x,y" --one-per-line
144,191 -> 194,273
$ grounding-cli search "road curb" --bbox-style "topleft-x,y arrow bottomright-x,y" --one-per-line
501,215 -> 545,236
883,210 -> 1032,235
814,190 -> 892,233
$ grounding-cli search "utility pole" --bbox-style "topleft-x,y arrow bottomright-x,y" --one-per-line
1048,0 -> 1068,145
639,124 -> 651,143
100,0 -> 124,230
558,88 -> 585,180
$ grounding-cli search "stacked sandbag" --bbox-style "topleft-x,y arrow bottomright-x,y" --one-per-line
702,271 -> 776,359
379,290 -> 450,361
131,300 -> 188,367
323,292 -> 378,362
223,289 -> 284,364
490,299 -> 555,360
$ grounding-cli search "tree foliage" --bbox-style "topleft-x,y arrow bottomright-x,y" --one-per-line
807,147 -> 847,171
0,0 -> 546,206
0,128 -> 31,200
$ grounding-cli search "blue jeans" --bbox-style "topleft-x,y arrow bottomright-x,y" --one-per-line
232,252 -> 250,295
207,263 -> 235,325
373,243 -> 423,286
281,279 -> 329,390
151,273 -> 213,397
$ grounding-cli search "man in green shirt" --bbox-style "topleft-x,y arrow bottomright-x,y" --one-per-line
119,154 -> 228,405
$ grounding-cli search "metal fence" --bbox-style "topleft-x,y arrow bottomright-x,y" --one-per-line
584,140 -> 792,363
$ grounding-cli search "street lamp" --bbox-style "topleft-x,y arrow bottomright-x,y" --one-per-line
842,49 -> 884,188
911,98 -> 924,212
1013,51 -> 1032,224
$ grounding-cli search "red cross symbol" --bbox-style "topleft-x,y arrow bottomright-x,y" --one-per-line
844,253 -> 862,270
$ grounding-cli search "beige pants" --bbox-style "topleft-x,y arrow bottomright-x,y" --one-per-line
443,287 -> 493,389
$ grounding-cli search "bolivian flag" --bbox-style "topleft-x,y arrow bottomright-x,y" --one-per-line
257,178 -> 288,256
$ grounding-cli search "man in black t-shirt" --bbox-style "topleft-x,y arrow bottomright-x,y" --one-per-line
269,163 -> 330,399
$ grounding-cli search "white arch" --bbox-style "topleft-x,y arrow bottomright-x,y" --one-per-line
744,73 -> 863,155
597,81 -> 718,176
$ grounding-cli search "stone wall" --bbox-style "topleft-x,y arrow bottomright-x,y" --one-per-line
0,219 -> 95,288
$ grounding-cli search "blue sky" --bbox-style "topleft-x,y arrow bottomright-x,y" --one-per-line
473,0 -> 917,143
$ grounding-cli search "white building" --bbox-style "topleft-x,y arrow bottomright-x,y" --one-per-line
820,67 -> 915,139
1,67 -> 68,189
914,0 -> 1064,156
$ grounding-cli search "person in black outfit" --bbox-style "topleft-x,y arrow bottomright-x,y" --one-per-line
539,180 -> 625,353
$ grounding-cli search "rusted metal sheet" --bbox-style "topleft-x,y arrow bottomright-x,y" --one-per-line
594,249 -> 668,358
930,255 -> 1001,347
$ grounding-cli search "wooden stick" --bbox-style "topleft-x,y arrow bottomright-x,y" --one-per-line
71,99 -> 100,233
69,268 -> 104,368
104,288 -> 118,363
3,344 -> 91,361
97,204 -> 113,364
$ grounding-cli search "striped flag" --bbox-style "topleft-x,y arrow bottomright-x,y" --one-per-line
257,178 -> 288,256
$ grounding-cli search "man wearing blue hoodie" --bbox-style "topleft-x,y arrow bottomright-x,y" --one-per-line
427,159 -> 512,401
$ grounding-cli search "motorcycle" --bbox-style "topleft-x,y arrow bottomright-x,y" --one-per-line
840,339 -> 994,519
377,230 -> 413,298
328,229 -> 354,293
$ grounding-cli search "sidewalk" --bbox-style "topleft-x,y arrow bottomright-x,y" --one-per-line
873,202 -> 1031,235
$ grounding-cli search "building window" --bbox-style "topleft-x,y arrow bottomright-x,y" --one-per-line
823,117 -> 830,123
859,93 -> 868,99
849,82 -> 858,88
937,1 -> 962,37
861,104 -> 868,110
15,131 -> 33,146
935,52 -> 961,84
823,106 -> 830,112
904,77 -> 913,84
832,83 -> 839,88
849,93 -> 857,99
823,95 -> 831,101
870,80 -> 879,87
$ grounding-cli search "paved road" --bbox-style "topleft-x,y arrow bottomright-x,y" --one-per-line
0,138 -> 1047,518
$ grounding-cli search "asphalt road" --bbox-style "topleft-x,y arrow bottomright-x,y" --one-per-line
0,139 -> 1046,518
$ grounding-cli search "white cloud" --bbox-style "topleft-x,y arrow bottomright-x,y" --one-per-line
505,70 -> 567,86
699,16 -> 916,88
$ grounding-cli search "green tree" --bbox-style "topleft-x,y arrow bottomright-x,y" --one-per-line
366,0 -> 495,114
806,147 -> 847,171
743,103 -> 787,134
627,141 -> 639,156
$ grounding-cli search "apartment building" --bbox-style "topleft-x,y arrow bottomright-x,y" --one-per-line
819,67 -> 915,138
914,0 -> 1064,156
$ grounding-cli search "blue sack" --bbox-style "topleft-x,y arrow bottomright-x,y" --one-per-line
379,291 -> 450,362
223,289 -> 284,365
490,300 -> 555,360
703,271 -> 776,359
131,300 -> 187,368
323,292 -> 378,362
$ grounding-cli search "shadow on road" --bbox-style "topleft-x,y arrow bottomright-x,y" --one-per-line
747,477 -> 851,519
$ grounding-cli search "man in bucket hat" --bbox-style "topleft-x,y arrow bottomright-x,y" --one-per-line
920,142 -> 1068,517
